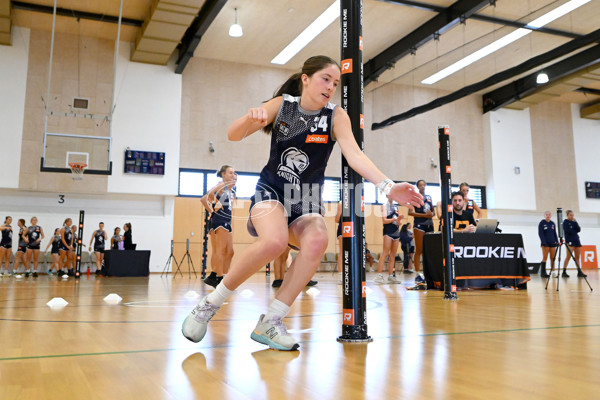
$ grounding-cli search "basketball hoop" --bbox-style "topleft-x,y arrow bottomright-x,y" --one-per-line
68,162 -> 87,180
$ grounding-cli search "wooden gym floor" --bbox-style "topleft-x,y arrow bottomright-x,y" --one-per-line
1,270 -> 599,399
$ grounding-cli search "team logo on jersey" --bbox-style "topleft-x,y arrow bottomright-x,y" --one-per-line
305,134 -> 328,144
277,147 -> 309,188
277,121 -> 290,136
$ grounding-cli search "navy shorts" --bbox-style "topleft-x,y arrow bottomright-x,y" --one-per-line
541,244 -> 558,248
246,183 -> 324,238
27,244 -> 40,250
210,215 -> 232,233
1,244 -> 11,249
336,221 -> 342,238
94,247 -> 105,254
383,224 -> 400,240
566,239 -> 581,248
415,223 -> 434,233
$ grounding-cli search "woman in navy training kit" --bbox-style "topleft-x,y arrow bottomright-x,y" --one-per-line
201,165 -> 236,288
562,210 -> 586,278
374,198 -> 403,284
182,55 -> 423,351
0,217 -> 13,276
44,228 -> 61,275
23,216 -> 44,277
538,211 -> 558,278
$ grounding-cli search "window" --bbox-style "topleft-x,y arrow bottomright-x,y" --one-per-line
178,170 -> 486,208
179,171 -> 204,197
322,178 -> 341,202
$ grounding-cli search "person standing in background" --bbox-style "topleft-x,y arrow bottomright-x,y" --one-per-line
44,228 -> 61,275
111,227 -> 123,250
123,223 -> 133,250
23,216 -> 44,277
408,180 -> 434,273
459,182 -> 482,220
562,210 -> 587,278
538,211 -> 558,278
0,217 -> 13,276
89,222 -> 107,275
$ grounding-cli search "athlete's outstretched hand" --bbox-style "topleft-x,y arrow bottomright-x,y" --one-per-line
388,182 -> 423,207
247,107 -> 269,127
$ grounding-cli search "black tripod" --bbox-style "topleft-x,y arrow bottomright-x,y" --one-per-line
161,240 -> 181,277
544,208 -> 592,292
175,238 -> 197,279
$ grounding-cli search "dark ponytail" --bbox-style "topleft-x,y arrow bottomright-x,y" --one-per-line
263,55 -> 340,135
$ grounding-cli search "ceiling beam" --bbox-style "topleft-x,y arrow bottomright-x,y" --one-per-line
370,28 -> 600,129
482,44 -> 600,113
11,0 -> 142,27
378,0 -> 581,39
175,0 -> 227,74
364,0 -> 492,86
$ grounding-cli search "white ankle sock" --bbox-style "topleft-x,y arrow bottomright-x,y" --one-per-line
264,299 -> 291,322
206,281 -> 234,307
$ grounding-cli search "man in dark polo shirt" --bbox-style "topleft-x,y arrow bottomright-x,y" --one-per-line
452,191 -> 476,233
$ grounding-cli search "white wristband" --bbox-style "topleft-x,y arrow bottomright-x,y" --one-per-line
377,179 -> 394,196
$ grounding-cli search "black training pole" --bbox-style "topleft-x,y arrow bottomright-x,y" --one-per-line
438,126 -> 457,300
338,0 -> 371,343
75,210 -> 85,278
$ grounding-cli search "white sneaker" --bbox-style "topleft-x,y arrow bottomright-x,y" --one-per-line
250,314 -> 299,351
387,275 -> 402,284
181,297 -> 220,343
369,267 -> 375,272
15,274 -> 23,279
374,274 -> 385,284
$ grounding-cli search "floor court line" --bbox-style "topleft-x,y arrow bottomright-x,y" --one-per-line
2,322 -> 599,362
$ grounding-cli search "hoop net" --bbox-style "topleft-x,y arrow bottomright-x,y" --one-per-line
68,162 -> 87,180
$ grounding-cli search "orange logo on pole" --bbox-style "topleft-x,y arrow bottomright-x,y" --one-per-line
343,309 -> 355,325
450,244 -> 455,252
581,245 -> 598,268
444,127 -> 450,135
359,36 -> 363,50
341,59 -> 353,74
342,222 -> 354,237
360,114 -> 364,129
447,205 -> 452,212
362,282 -> 367,297
446,166 -> 451,173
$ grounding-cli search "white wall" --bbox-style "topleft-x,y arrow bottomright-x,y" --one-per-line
483,109 -> 536,210
108,44 -> 181,196
571,104 -> 600,213
0,189 -> 174,273
0,27 -> 29,188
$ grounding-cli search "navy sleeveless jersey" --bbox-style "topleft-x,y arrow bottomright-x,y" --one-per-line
214,187 -> 233,221
51,235 -> 61,253
94,230 -> 106,250
258,94 -> 336,214
18,227 -> 27,247
383,203 -> 400,237
1,224 -> 12,247
413,194 -> 434,226
27,225 -> 41,245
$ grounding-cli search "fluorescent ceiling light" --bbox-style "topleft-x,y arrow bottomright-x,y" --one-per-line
271,0 -> 339,65
422,0 -> 591,85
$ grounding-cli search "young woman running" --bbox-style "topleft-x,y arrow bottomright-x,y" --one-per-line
201,165 -> 236,288
182,55 -> 423,351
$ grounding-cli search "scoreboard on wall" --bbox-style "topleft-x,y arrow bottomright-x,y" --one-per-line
124,150 -> 165,175
585,182 -> 600,199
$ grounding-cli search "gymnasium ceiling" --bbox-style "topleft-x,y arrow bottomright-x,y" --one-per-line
4,0 -> 600,119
